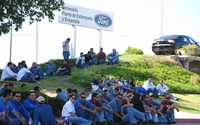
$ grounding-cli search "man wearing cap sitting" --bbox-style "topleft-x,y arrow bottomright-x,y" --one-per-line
33,96 -> 56,125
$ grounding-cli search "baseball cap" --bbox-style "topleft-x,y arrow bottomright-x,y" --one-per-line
36,96 -> 45,103
103,87 -> 108,91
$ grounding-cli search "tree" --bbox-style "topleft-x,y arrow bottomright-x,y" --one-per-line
0,0 -> 64,35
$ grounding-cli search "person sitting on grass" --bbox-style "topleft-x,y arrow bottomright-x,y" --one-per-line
17,64 -> 36,83
30,62 -> 44,80
0,89 -> 13,125
7,92 -> 31,125
74,92 -> 96,122
1,62 -> 17,81
109,94 -> 123,122
76,52 -> 86,68
0,83 -> 10,95
87,48 -> 97,65
44,60 -> 57,76
33,96 -> 57,125
23,91 -> 38,118
97,47 -> 106,64
62,94 -> 92,125
157,80 -> 169,96
121,96 -> 146,124
56,88 -> 68,103
107,49 -> 119,65
12,63 -> 19,73
158,94 -> 179,124
143,78 -> 158,96
56,61 -> 71,76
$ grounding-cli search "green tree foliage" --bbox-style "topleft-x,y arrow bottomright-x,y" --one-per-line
0,0 -> 64,35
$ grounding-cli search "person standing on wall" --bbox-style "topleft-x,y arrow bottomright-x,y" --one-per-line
62,38 -> 70,61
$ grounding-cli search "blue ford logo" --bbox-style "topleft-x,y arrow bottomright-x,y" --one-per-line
95,14 -> 112,27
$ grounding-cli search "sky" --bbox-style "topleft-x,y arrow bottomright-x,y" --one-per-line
0,0 -> 200,68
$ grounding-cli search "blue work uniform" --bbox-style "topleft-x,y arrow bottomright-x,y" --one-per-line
33,103 -> 57,125
7,100 -> 30,125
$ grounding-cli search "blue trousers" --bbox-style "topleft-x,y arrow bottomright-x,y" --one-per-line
20,72 -> 35,83
64,116 -> 92,125
63,51 -> 70,61
108,57 -> 118,65
95,111 -> 106,122
145,113 -> 159,123
165,110 -> 175,122
123,107 -> 146,124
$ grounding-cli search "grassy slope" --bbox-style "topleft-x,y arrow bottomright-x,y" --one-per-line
68,54 -> 200,94
175,94 -> 200,115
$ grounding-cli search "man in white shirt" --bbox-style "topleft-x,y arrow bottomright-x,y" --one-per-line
62,38 -> 70,61
157,80 -> 169,96
17,65 -> 35,82
1,62 -> 17,81
143,78 -> 155,90
76,52 -> 86,68
143,78 -> 158,95
62,94 -> 92,125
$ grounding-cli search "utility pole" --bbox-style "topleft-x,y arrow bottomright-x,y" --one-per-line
36,21 -> 39,63
9,24 -> 13,62
161,0 -> 164,36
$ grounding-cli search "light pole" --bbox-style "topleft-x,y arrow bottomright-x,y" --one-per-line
161,0 -> 164,36
36,21 -> 39,63
9,23 -> 13,62
72,24 -> 77,58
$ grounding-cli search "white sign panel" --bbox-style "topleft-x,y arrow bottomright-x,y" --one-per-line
58,4 -> 113,31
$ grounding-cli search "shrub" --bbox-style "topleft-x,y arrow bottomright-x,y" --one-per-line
190,74 -> 200,85
179,45 -> 200,56
125,47 -> 144,55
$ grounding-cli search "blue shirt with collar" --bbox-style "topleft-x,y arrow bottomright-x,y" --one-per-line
7,100 -> 30,121
33,103 -> 56,125
0,97 -> 5,112
56,91 -> 68,103
23,98 -> 38,113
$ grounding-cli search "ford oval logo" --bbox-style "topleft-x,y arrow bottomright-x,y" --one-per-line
95,14 -> 112,27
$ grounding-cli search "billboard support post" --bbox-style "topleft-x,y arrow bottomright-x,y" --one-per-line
72,25 -> 77,58
98,29 -> 102,49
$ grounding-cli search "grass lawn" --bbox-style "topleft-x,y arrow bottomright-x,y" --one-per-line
175,94 -> 200,115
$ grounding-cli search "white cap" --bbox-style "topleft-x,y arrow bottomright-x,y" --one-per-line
103,87 -> 108,91
36,96 -> 45,103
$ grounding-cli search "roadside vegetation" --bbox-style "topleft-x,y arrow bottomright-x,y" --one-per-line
175,94 -> 200,115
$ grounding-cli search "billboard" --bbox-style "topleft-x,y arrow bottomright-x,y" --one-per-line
58,4 -> 113,31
